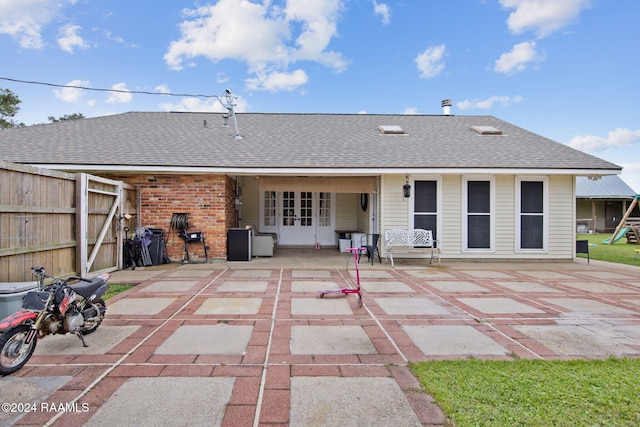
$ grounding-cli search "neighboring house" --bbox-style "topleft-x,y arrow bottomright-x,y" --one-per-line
576,175 -> 638,233
0,111 -> 621,262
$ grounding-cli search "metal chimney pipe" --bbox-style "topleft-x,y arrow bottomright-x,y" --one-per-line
441,99 -> 452,115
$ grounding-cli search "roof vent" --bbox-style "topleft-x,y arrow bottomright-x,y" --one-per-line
472,125 -> 502,135
379,125 -> 405,135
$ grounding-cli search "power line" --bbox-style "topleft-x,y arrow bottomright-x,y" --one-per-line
0,76 -> 224,100
0,76 -> 242,135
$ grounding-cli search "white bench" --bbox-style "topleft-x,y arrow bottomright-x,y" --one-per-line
384,229 -> 441,267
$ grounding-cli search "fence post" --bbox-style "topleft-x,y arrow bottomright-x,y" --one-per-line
76,173 -> 88,277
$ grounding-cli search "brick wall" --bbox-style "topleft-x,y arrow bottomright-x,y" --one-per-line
107,174 -> 237,261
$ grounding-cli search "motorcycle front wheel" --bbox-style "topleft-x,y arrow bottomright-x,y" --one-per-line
0,324 -> 38,375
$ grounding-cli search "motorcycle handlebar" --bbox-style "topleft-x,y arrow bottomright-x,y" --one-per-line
31,267 -> 94,285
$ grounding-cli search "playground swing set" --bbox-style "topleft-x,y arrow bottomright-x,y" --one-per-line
605,194 -> 640,246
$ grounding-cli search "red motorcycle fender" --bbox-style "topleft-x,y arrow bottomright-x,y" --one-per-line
0,310 -> 37,332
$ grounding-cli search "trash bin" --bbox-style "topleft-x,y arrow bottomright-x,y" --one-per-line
339,239 -> 351,253
147,228 -> 166,266
0,281 -> 38,320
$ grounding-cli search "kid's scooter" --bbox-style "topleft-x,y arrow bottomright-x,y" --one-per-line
317,246 -> 363,307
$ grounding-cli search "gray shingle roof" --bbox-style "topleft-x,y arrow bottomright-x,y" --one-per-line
576,175 -> 636,198
0,112 -> 621,172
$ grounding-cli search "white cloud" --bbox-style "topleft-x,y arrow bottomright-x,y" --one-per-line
499,0 -> 591,38
494,41 -> 544,74
403,107 -> 418,115
285,0 -> 346,67
457,95 -> 523,110
164,1 -> 288,69
53,79 -> 90,102
619,163 -> 640,194
373,1 -> 391,25
102,30 -> 137,48
106,82 -> 133,104
154,84 -> 171,94
164,0 -> 346,92
415,44 -> 446,78
216,72 -> 229,85
245,68 -> 308,92
567,128 -> 640,152
0,0 -> 76,49
57,24 -> 88,53
159,95 -> 248,113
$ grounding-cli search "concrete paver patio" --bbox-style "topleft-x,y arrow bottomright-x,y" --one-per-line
3,252 -> 640,426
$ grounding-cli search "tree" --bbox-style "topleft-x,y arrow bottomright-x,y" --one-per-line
0,88 -> 22,128
48,113 -> 86,123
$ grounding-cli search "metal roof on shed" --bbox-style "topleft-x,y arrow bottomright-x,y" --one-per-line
576,175 -> 636,198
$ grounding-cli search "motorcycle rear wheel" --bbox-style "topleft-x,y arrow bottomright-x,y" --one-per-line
0,324 -> 37,375
81,298 -> 106,335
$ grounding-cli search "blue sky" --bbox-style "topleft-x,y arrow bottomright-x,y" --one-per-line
1,0 -> 639,191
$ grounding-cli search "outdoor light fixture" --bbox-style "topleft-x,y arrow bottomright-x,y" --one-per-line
403,175 -> 411,198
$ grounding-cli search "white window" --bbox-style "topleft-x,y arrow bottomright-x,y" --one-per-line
413,180 -> 439,243
516,177 -> 548,251
318,192 -> 332,227
262,191 -> 277,228
463,177 -> 494,251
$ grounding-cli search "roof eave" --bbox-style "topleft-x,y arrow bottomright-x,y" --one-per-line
28,164 -> 622,177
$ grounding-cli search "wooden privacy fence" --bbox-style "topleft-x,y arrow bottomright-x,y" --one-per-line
0,161 -> 137,282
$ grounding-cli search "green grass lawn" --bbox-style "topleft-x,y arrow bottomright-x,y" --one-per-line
103,283 -> 134,300
408,234 -> 640,426
576,232 -> 640,266
411,358 -> 640,427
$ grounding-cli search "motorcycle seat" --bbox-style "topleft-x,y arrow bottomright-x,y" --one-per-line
69,276 -> 106,299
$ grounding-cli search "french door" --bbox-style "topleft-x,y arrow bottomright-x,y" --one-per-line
263,191 -> 335,246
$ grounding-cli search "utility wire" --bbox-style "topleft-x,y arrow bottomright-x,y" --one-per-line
0,76 -> 224,100
1,76 -> 241,134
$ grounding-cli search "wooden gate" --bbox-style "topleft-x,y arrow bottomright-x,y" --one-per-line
77,173 -> 137,277
0,161 -> 137,282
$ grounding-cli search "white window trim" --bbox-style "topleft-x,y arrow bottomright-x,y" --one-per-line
408,176 -> 442,244
462,176 -> 495,252
515,176 -> 549,253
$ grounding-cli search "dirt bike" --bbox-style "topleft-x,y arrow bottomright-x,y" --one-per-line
0,266 -> 110,375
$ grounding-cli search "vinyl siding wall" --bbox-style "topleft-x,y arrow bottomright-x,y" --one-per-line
379,174 -> 411,230
495,175 -> 516,255
442,175 -> 461,254
380,173 -> 575,260
547,175 -> 576,259
335,193 -> 359,231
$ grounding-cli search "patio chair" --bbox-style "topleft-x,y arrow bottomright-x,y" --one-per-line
358,233 -> 381,265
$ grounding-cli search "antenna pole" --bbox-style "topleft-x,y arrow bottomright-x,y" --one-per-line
225,90 -> 242,140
